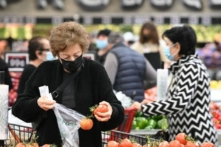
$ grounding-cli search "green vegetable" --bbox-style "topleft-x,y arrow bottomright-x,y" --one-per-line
132,120 -> 137,129
135,111 -> 143,117
144,125 -> 154,130
136,117 -> 148,129
148,119 -> 157,128
154,115 -> 163,121
157,119 -> 163,129
161,117 -> 168,130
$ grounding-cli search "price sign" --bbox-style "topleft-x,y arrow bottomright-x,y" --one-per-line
202,16 -> 211,26
52,17 -> 63,25
134,16 -> 150,24
84,17 -> 93,25
170,16 -> 180,24
0,17 -> 4,24
3,16 -> 9,24
154,16 -> 164,24
25,17 -> 36,24
5,52 -> 29,71
124,16 -> 133,24
102,17 -> 111,24
189,16 -> 199,24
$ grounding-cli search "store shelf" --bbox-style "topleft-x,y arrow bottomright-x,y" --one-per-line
131,129 -> 221,135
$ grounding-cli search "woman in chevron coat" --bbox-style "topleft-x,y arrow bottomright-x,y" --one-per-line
132,25 -> 218,145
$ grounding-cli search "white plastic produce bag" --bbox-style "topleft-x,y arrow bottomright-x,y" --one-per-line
53,103 -> 85,147
39,86 -> 85,147
114,91 -> 132,108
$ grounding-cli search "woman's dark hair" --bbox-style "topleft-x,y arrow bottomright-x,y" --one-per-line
139,22 -> 159,45
28,36 -> 44,60
162,25 -> 196,56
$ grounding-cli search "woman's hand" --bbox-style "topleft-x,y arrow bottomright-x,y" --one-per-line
131,102 -> 142,111
94,101 -> 113,122
37,96 -> 56,111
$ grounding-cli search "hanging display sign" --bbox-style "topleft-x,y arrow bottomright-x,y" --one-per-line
182,0 -> 203,10
121,0 -> 144,9
5,52 -> 29,72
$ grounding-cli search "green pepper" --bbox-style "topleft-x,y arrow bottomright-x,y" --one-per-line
148,119 -> 157,128
154,115 -> 163,121
157,119 -> 163,129
161,117 -> 168,130
144,125 -> 154,130
135,111 -> 143,117
136,117 -> 149,129
132,120 -> 137,129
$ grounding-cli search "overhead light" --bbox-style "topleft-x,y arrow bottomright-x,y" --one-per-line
36,0 -> 48,9
53,0 -> 64,10
0,0 -> 7,9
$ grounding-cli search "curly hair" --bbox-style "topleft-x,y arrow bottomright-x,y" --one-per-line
49,22 -> 90,56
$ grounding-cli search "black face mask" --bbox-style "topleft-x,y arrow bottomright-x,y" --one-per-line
143,35 -> 150,42
60,55 -> 83,73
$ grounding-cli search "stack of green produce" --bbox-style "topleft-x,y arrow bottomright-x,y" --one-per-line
132,111 -> 168,130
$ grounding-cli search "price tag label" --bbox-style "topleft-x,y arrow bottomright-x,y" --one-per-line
102,17 -> 111,24
84,17 -> 92,25
5,52 -> 29,71
124,16 -> 133,24
154,16 -> 164,24
52,17 -> 63,25
189,16 -> 199,24
202,16 -> 211,26
134,16 -> 150,24
3,16 -> 9,24
0,17 -> 4,23
170,16 -> 180,24
25,17 -> 36,24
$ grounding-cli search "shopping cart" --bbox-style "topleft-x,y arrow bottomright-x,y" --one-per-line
117,107 -> 137,133
5,123 -> 35,146
102,130 -> 148,146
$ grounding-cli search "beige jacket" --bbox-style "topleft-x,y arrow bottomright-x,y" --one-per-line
131,40 -> 169,62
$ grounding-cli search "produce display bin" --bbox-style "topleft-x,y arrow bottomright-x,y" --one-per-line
5,123 -> 35,146
102,130 -> 151,146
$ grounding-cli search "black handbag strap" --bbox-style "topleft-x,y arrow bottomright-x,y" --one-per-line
52,66 -> 82,99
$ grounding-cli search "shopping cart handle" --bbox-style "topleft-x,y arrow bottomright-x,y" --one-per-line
124,107 -> 137,111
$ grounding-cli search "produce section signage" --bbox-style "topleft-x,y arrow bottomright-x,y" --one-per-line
76,0 -> 220,11
4,52 -> 29,71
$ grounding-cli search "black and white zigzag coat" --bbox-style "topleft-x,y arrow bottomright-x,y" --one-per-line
141,55 -> 218,145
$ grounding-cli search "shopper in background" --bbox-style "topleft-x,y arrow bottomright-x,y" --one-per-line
12,22 -> 124,147
0,58 -> 12,90
95,29 -> 112,64
123,31 -> 135,47
131,22 -> 169,70
0,39 -> 12,90
197,34 -> 221,80
131,25 -> 218,145
0,39 -> 7,59
17,36 -> 52,94
104,32 -> 156,102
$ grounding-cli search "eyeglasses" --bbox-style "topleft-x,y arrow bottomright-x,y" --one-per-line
39,48 -> 50,52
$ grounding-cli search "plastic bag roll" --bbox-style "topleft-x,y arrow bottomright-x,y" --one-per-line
157,69 -> 168,101
0,85 -> 9,140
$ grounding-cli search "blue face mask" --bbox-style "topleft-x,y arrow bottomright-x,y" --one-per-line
95,40 -> 108,50
164,44 -> 177,61
46,52 -> 55,61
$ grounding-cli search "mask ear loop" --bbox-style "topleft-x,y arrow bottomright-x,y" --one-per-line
170,43 -> 179,57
